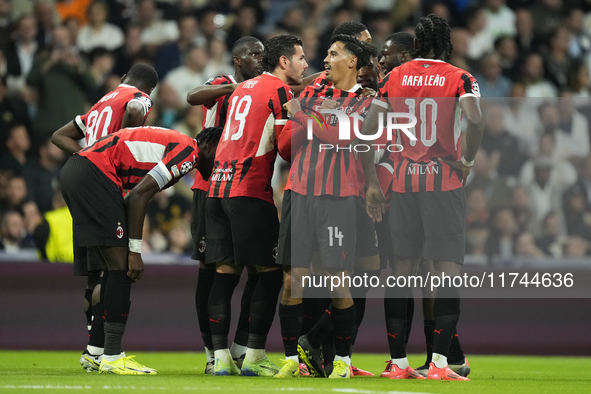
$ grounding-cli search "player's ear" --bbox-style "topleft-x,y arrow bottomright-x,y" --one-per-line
279,55 -> 288,70
350,55 -> 357,70
233,56 -> 241,67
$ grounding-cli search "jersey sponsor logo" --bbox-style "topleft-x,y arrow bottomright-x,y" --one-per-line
180,161 -> 192,175
272,245 -> 278,259
116,224 -> 124,239
406,161 -> 439,175
211,166 -> 234,182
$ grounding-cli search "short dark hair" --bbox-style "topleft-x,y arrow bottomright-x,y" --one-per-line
89,47 -> 112,63
262,35 -> 303,72
126,63 -> 158,90
232,36 -> 261,57
386,32 -> 415,53
331,21 -> 368,40
195,126 -> 223,149
330,34 -> 377,70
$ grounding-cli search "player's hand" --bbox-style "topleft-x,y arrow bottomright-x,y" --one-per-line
319,98 -> 338,110
283,99 -> 301,116
365,182 -> 386,222
438,158 -> 471,186
127,252 -> 145,282
360,87 -> 376,97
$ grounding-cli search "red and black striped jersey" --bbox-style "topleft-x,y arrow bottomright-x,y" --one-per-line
208,72 -> 292,204
288,82 -> 367,197
306,71 -> 331,91
74,84 -> 153,147
192,75 -> 237,192
354,131 -> 389,199
376,58 -> 480,193
77,126 -> 198,191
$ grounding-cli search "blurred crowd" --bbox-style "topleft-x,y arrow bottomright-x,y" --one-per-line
3,0 -> 591,262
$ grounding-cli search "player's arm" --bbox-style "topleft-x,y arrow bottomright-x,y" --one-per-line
121,100 -> 147,129
52,121 -> 84,154
358,101 -> 389,222
187,83 -> 237,106
290,72 -> 322,95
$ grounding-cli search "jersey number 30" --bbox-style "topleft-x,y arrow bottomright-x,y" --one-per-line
86,106 -> 113,145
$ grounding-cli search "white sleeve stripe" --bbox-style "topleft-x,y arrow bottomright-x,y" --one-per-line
75,115 -> 86,134
128,98 -> 149,115
459,93 -> 479,101
372,99 -> 388,108
378,162 -> 395,175
274,119 -> 288,125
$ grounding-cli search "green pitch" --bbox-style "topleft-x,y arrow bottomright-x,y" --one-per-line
1,351 -> 590,394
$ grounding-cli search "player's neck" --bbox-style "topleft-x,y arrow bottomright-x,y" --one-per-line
234,70 -> 245,83
332,72 -> 358,92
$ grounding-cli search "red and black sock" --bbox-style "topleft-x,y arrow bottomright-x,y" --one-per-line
103,270 -> 131,356
432,285 -> 460,358
333,304 -> 355,358
279,303 -> 304,357
195,268 -> 215,350
208,272 -> 240,350
247,269 -> 283,349
302,295 -> 330,335
448,330 -> 465,364
306,305 -> 333,348
234,273 -> 259,347
384,285 -> 410,358
423,319 -> 435,364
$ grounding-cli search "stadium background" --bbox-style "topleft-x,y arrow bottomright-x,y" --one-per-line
1,0 -> 591,356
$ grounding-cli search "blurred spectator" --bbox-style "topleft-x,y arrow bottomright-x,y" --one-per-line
105,0 -> 137,29
276,6 -> 305,36
563,8 -> 591,64
503,82 -> 540,150
301,25 -> 320,74
567,60 -> 590,97
0,124 -> 31,174
450,28 -> 474,73
514,8 -> 537,52
173,104 -> 202,138
198,9 -> 224,43
544,27 -> 572,90
21,199 -> 41,240
562,184 -> 591,239
317,7 -> 353,61
56,0 -> 92,25
164,45 -> 208,107
466,220 -> 490,257
33,189 -> 73,262
365,12 -> 393,53
521,133 -> 577,191
563,235 -> 590,256
23,138 -> 65,213
166,221 -> 191,255
64,16 -> 81,45
571,155 -> 591,206
511,185 -> 536,234
0,210 -> 33,252
152,81 -> 182,128
76,1 -> 125,53
520,53 -> 558,97
0,0 -> 11,48
137,0 -> 179,48
466,187 -> 490,226
514,231 -> 545,258
112,24 -> 143,77
0,76 -> 30,132
147,189 -> 191,237
226,6 -> 262,51
480,103 -> 524,177
205,38 -> 234,77
466,6 -> 494,61
1,175 -> 28,212
535,211 -> 564,256
486,208 -> 517,261
154,15 -> 203,79
466,150 -> 512,210
530,0 -> 563,35
474,52 -> 512,97
556,94 -> 590,159
483,0 -> 516,39
26,26 -> 95,138
34,1 -> 56,48
88,47 -> 115,101
494,35 -> 519,79
5,14 -> 39,94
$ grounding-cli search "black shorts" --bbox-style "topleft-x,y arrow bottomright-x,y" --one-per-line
205,197 -> 279,266
290,192 -> 356,270
277,190 -> 291,267
355,196 -> 379,258
375,210 -> 393,269
73,240 -> 103,276
190,189 -> 208,262
60,155 -> 127,248
390,188 -> 466,264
